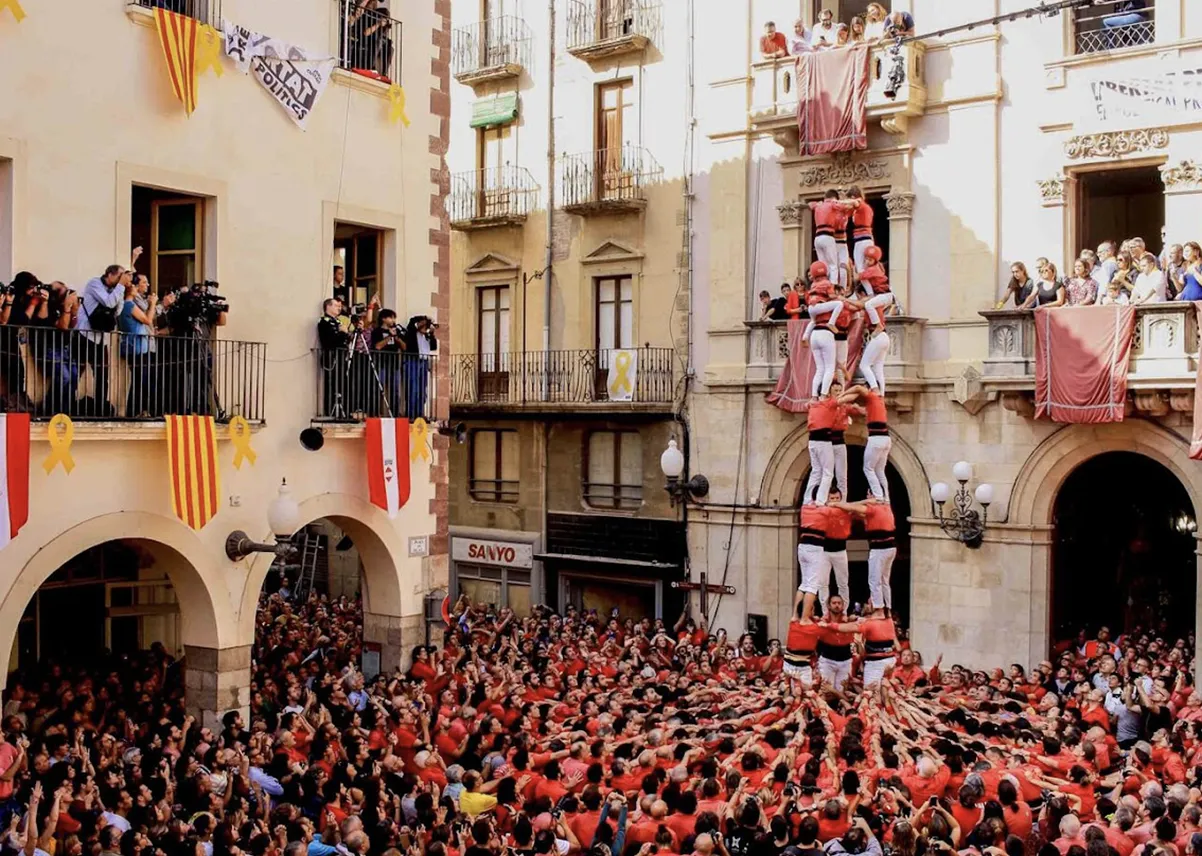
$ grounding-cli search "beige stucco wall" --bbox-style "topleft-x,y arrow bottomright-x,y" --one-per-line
0,0 -> 448,684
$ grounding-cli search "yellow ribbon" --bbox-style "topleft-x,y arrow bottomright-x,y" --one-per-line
196,24 -> 224,78
611,351 -> 634,395
42,414 -> 75,475
0,0 -> 26,21
410,417 -> 431,462
387,84 -> 411,127
228,416 -> 257,470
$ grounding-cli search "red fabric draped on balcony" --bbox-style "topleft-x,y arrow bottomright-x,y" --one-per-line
766,316 -> 866,413
795,44 -> 870,156
1034,305 -> 1136,424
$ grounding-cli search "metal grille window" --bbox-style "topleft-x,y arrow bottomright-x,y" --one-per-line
337,0 -> 403,84
585,430 -> 643,509
1073,1 -> 1154,54
135,0 -> 221,27
470,429 -> 520,503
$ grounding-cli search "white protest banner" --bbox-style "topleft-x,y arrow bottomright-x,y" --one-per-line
1089,67 -> 1202,125
223,21 -> 336,130
606,349 -> 638,402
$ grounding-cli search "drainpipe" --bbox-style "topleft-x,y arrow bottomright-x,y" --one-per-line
543,0 -> 556,357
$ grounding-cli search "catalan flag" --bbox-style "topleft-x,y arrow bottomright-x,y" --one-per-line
166,415 -> 220,530
154,7 -> 200,116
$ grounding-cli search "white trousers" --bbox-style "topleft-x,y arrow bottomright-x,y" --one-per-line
797,543 -> 828,594
862,656 -> 896,687
814,235 -> 840,282
803,440 -> 835,505
835,337 -> 849,382
853,238 -> 874,274
783,661 -> 814,687
832,441 -> 848,498
818,550 -> 849,614
860,331 -> 890,395
810,328 -> 837,398
868,546 -> 897,609
836,243 -> 850,291
864,434 -> 892,501
818,656 -> 852,692
865,292 -> 895,326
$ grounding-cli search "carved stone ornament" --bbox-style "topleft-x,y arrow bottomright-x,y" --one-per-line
798,152 -> 889,188
884,191 -> 915,219
1063,128 -> 1169,160
1160,160 -> 1202,191
777,200 -> 805,226
1036,176 -> 1066,205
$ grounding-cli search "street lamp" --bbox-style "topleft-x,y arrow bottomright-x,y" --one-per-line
930,461 -> 993,549
225,479 -> 303,562
660,437 -> 709,507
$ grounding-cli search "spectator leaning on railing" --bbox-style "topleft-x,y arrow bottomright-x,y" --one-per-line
759,20 -> 789,58
1179,242 -> 1202,301
1131,252 -> 1167,304
75,262 -> 129,418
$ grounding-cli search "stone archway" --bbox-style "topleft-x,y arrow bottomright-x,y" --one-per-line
238,492 -> 414,671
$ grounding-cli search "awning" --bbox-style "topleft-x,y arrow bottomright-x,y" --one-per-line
533,552 -> 680,571
470,93 -> 519,128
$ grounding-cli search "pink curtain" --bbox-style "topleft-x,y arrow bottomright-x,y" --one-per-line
1034,305 -> 1136,424
796,44 -> 870,157
766,316 -> 866,413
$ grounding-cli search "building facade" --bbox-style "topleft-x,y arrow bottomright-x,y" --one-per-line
0,0 -> 450,726
448,0 -> 1202,667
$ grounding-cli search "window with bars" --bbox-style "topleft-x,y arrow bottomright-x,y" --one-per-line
469,429 -> 520,503
584,430 -> 643,510
1073,1 -> 1154,55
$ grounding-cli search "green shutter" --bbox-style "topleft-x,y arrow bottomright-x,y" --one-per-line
470,93 -> 520,128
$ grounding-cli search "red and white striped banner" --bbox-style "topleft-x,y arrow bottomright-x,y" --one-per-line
0,413 -> 31,550
366,418 -> 410,518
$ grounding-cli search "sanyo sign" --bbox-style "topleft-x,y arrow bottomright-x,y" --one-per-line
452,537 -> 534,569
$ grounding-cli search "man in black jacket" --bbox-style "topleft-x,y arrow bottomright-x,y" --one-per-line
317,298 -> 351,418
402,314 -> 437,419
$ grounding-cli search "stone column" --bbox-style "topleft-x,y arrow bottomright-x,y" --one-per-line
777,199 -> 805,282
1161,160 -> 1202,248
884,191 -> 915,312
363,611 -> 424,675
184,645 -> 251,732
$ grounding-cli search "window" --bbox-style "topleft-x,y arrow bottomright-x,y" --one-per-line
1073,1 -> 1154,55
470,429 -> 519,502
595,275 -> 634,351
456,566 -> 531,616
134,0 -> 220,28
596,80 -> 633,195
475,126 -> 513,218
333,224 -> 383,309
131,186 -> 205,294
585,430 -> 643,509
478,286 -> 511,368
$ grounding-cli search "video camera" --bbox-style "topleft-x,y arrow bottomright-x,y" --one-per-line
169,280 -> 230,331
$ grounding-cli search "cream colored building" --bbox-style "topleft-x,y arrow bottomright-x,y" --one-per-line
447,0 -> 1202,668
0,0 -> 450,726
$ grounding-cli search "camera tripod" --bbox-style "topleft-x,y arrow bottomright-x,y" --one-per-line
327,332 -> 394,420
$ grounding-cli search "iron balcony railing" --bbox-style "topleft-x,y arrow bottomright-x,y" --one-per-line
337,0 -> 403,85
566,0 -> 662,52
452,16 -> 533,79
451,348 -> 675,406
560,146 -> 663,210
1074,0 -> 1154,54
312,349 -> 438,423
448,167 -> 540,224
133,0 -> 222,28
0,326 -> 266,422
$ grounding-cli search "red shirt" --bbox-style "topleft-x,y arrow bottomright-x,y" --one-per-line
860,263 -> 890,294
864,503 -> 895,536
813,201 -> 845,234
808,396 -> 838,431
786,290 -> 802,317
760,32 -> 788,56
824,507 -> 853,542
800,504 -> 828,536
786,621 -> 823,655
860,617 -> 896,645
851,201 -> 874,238
865,390 -> 887,425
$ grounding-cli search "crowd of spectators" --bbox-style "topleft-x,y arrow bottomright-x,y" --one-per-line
3,585 -> 1202,856
997,237 -> 1202,309
760,5 -> 915,59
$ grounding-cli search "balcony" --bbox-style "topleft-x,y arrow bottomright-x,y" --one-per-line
448,167 -> 540,231
130,0 -> 221,27
750,41 -> 928,148
745,316 -> 925,409
981,304 -> 1197,416
450,348 -> 677,414
336,0 -> 403,85
566,0 -> 662,62
0,326 -> 266,424
1073,0 -> 1155,55
312,350 -> 438,424
560,147 -> 663,215
452,17 -> 532,86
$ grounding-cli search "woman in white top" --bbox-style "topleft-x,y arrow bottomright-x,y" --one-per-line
1130,252 -> 1166,304
864,3 -> 888,41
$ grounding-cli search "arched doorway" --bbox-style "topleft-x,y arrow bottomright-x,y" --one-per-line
1052,451 -> 1196,646
796,444 -> 913,627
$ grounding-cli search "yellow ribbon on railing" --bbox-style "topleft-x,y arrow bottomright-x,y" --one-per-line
410,417 -> 431,462
611,351 -> 634,395
196,24 -> 224,78
387,84 -> 411,127
0,0 -> 26,21
229,416 -> 257,470
42,414 -> 75,475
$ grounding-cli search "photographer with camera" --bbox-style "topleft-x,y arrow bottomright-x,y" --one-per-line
370,308 -> 404,417
317,297 -> 352,418
163,279 -> 228,417
0,272 -> 47,412
118,273 -> 159,418
401,314 -> 437,419
76,263 -> 130,417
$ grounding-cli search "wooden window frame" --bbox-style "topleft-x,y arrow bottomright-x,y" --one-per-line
469,428 -> 519,503
583,429 -> 643,510
333,228 -> 384,308
594,274 -> 634,352
477,284 -> 509,360
150,197 -> 204,292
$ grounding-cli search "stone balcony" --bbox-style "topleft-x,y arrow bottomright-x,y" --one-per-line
745,315 -> 925,410
980,304 -> 1199,416
749,42 -> 928,149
